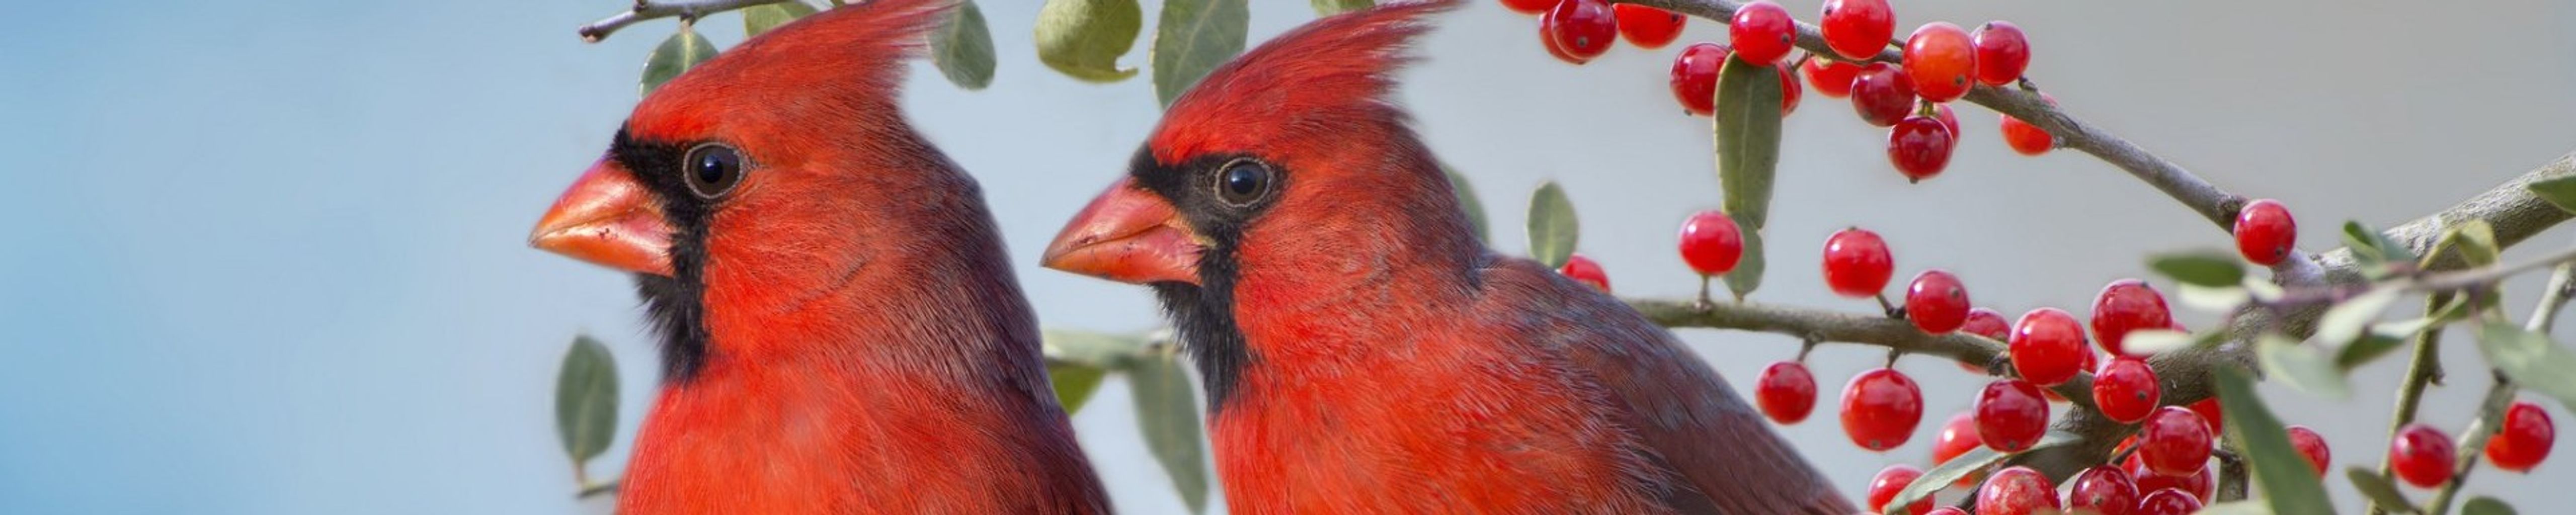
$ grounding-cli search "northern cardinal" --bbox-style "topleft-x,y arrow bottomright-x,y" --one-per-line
1040,2 -> 1851,512
528,1 -> 1109,512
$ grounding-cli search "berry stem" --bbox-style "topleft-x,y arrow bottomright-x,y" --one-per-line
2425,371 -> 2520,515
2213,446 -> 2248,503
2371,293 -> 2452,515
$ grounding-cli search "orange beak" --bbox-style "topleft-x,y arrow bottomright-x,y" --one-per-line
1041,178 -> 1204,285
530,159 -> 676,277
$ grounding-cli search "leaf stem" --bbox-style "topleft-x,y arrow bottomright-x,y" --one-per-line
2426,371 -> 2520,515
579,0 -> 798,42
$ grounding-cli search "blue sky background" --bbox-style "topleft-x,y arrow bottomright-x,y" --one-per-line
3,0 -> 2572,513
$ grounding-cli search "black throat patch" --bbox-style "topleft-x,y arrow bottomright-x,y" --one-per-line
609,129 -> 718,384
1129,148 -> 1284,411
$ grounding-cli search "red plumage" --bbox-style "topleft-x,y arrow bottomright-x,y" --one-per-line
532,1 -> 1109,512
1045,2 -> 1853,512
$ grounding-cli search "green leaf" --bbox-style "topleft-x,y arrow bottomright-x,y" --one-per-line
2122,329 -> 2201,356
641,27 -> 721,96
929,0 -> 997,90
2463,496 -> 2519,515
1310,0 -> 1373,15
2526,174 -> 2576,215
2344,467 -> 2420,513
2345,221 -> 2416,271
1034,0 -> 1143,82
2214,366 -> 2339,515
1149,0 -> 1247,106
2456,220 -> 2501,267
2258,332 -> 2350,400
1526,181 -> 1578,268
1044,360 -> 1108,412
555,335 -> 619,465
2337,333 -> 2407,371
2315,288 -> 2401,346
742,1 -> 818,37
1883,431 -> 2079,514
2475,322 -> 2576,413
1723,220 -> 1765,299
1712,55 -> 1781,231
2176,283 -> 2251,312
2148,250 -> 2246,287
2197,502 -> 2279,515
1128,353 -> 1210,512
1444,165 -> 1490,244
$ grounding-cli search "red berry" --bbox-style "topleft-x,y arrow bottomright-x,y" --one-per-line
1849,62 -> 1915,127
1776,63 -> 1803,115
2486,400 -> 2556,472
1755,361 -> 1817,423
1537,14 -> 1580,63
1667,42 -> 1728,116
2188,397 -> 2225,434
1558,253 -> 1609,292
1931,411 -> 1984,485
2391,423 -> 2456,487
2091,357 -> 2161,424
1976,466 -> 2060,515
1904,270 -> 1970,333
1543,0 -> 1618,64
1932,103 -> 1961,143
1727,1 -> 1795,65
1803,57 -> 1862,98
2000,92 -> 2057,155
1822,228 -> 1894,298
1888,114 -> 1956,181
2009,307 -> 2087,386
1612,4 -> 1684,49
2135,488 -> 2203,515
1818,0 -> 1893,60
1499,0 -> 1556,15
2066,466 -> 2139,515
2138,406 -> 2214,478
1962,307 -> 2010,340
1971,21 -> 2029,87
1902,22 -> 1976,103
2233,199 -> 2298,266
2089,279 -> 2174,358
2129,461 -> 2213,503
1868,464 -> 1933,515
1677,210 -> 1744,276
1976,379 -> 2050,452
2288,425 -> 2332,476
1842,368 -> 1923,451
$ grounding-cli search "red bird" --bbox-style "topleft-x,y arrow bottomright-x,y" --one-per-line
1041,2 -> 1852,513
528,1 -> 1109,512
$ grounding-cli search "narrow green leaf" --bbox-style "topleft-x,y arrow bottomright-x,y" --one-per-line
1042,329 -> 1154,368
1310,0 -> 1373,15
1128,354 -> 1210,512
2337,333 -> 2407,371
1883,432 -> 2080,514
742,1 -> 818,37
1149,0 -> 1247,106
1526,181 -> 1578,268
2462,496 -> 2519,515
2148,250 -> 2246,287
2345,221 -> 2415,271
2526,174 -> 2576,215
1443,165 -> 1490,244
1723,220 -> 1764,299
1034,0 -> 1143,82
2456,220 -> 2500,267
555,335 -> 620,464
1045,360 -> 1108,412
2258,332 -> 2350,400
641,28 -> 721,96
2197,502 -> 2279,515
1712,55 -> 1781,231
2122,329 -> 2200,356
2176,283 -> 2251,312
929,0 -> 997,90
2344,467 -> 2420,513
2214,366 -> 2339,515
2475,322 -> 2576,412
2316,288 -> 2401,346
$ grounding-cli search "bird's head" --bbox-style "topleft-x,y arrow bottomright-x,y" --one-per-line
1040,0 -> 1467,290
529,0 -> 964,380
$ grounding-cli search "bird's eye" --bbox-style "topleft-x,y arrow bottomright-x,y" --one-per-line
1214,159 -> 1273,207
682,143 -> 745,199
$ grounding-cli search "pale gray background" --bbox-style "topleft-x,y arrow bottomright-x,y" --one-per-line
3,0 -> 2572,513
